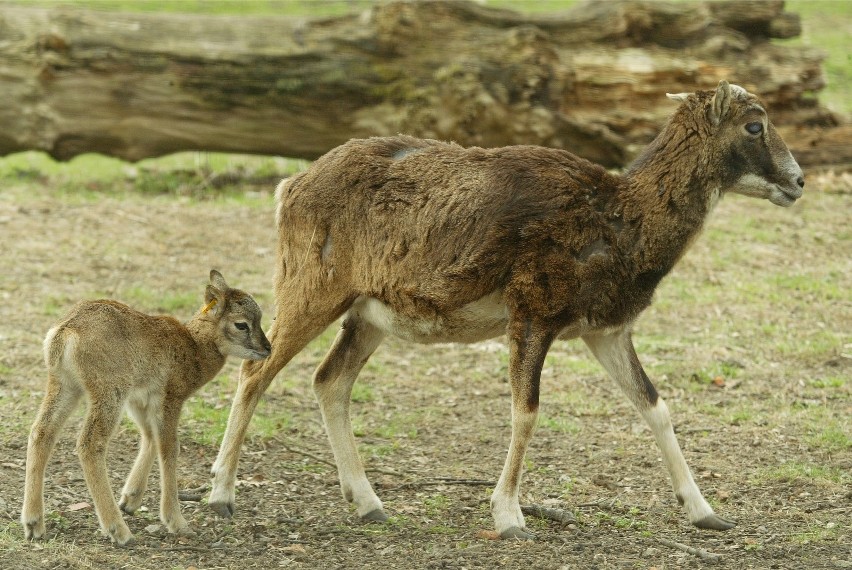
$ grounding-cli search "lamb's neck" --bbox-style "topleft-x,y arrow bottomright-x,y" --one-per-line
184,318 -> 227,386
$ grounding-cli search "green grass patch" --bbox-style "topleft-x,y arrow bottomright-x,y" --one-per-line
754,462 -> 847,485
790,522 -> 843,545
20,0 -> 379,16
42,296 -> 70,318
182,398 -> 231,446
780,0 -> 852,116
248,401 -> 292,441
537,413 -> 581,434
807,423 -> 851,453
350,382 -> 375,404
807,376 -> 846,390
373,412 -> 420,440
0,150 -> 301,200
120,285 -> 200,315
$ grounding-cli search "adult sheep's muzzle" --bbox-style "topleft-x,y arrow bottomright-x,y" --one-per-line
769,170 -> 805,207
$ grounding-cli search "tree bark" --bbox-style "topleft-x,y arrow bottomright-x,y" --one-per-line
0,0 -> 846,168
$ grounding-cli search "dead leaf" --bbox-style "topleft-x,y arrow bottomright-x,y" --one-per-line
66,502 -> 91,511
282,544 -> 307,554
712,376 -> 726,387
476,529 -> 500,540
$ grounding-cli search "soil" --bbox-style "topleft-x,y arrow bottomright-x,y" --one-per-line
0,169 -> 849,570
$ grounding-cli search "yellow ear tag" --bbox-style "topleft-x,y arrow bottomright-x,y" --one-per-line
201,298 -> 218,315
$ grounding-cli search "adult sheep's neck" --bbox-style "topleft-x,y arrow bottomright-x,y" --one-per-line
620,107 -> 718,280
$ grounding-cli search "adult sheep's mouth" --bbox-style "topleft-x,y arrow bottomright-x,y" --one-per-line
769,185 -> 800,207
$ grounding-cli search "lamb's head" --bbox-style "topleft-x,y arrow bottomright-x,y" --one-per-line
203,269 -> 271,361
668,80 -> 804,207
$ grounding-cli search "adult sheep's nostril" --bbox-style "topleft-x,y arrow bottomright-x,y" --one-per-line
797,176 -> 805,189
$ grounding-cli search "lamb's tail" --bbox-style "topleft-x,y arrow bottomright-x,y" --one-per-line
43,325 -> 80,382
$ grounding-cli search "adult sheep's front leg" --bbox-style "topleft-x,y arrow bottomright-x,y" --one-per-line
583,329 -> 735,530
491,319 -> 554,540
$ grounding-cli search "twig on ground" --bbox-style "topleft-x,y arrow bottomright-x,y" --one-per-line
177,493 -> 204,502
677,426 -> 717,435
158,545 -> 213,553
387,478 -> 495,490
521,504 -> 576,524
657,537 -> 722,563
277,440 -> 401,476
178,485 -> 208,501
575,500 -> 607,508
366,466 -> 404,476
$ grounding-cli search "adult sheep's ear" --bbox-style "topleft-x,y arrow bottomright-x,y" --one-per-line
666,92 -> 690,103
709,80 -> 731,126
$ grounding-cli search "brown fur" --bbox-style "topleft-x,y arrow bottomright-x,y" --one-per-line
209,81 -> 803,537
22,270 -> 270,546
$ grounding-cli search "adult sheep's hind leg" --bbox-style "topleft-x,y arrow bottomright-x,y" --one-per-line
313,315 -> 386,521
583,330 -> 735,531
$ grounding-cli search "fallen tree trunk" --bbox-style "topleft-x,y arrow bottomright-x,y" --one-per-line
0,0 -> 846,168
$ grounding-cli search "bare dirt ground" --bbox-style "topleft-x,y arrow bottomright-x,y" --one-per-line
0,165 -> 849,569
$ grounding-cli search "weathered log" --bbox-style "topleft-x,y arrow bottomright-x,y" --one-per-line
0,0 -> 845,168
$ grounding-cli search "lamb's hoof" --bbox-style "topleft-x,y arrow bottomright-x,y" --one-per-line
360,508 -> 389,523
119,502 -> 136,515
693,514 -> 736,531
23,519 -> 45,541
114,534 -> 136,548
209,501 -> 235,519
175,526 -> 197,538
499,526 -> 535,540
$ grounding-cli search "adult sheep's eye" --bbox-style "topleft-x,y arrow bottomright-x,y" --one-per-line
234,322 -> 249,331
745,122 -> 763,135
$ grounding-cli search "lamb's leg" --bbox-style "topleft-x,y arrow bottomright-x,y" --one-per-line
77,397 -> 134,546
313,316 -> 386,521
583,330 -> 734,530
210,299 -> 348,518
119,403 -> 157,515
491,319 -> 554,539
157,401 -> 192,535
21,374 -> 82,540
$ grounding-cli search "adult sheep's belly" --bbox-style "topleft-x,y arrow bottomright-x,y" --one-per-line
349,289 -> 627,345
351,291 -> 509,344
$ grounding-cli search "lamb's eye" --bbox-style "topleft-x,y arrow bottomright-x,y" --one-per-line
745,122 -> 763,135
234,322 -> 249,331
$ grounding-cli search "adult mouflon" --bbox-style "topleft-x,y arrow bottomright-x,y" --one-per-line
209,81 -> 803,539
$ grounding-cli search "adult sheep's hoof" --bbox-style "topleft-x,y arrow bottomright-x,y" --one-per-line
499,526 -> 535,540
693,514 -> 736,531
209,500 -> 235,519
361,508 -> 389,522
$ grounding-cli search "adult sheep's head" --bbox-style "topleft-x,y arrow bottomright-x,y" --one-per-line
668,80 -> 804,207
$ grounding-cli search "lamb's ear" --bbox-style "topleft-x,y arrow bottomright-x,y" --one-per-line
203,270 -> 228,315
203,284 -> 225,315
666,92 -> 690,103
209,269 -> 229,291
709,80 -> 731,126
